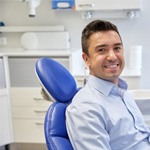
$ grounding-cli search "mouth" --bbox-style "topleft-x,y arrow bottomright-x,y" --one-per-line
104,64 -> 119,69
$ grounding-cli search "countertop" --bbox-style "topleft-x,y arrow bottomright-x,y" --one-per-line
0,48 -> 73,57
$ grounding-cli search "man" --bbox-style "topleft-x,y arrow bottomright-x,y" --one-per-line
66,20 -> 150,150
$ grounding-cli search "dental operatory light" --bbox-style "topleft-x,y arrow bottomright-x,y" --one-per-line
22,0 -> 41,17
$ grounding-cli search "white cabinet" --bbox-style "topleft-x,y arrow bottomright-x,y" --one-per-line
75,0 -> 141,11
75,0 -> 142,19
6,51 -> 85,144
0,57 -> 13,146
0,90 -> 13,146
7,50 -> 85,87
10,87 -> 52,143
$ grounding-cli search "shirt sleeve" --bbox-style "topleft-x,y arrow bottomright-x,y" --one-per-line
66,101 -> 111,150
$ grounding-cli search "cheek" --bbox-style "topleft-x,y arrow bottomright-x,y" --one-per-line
119,54 -> 125,63
91,56 -> 103,68
86,53 -> 104,68
95,55 -> 104,63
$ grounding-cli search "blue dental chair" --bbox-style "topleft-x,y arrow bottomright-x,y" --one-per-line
35,57 -> 78,150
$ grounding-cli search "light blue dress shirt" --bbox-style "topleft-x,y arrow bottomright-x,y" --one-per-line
66,75 -> 150,150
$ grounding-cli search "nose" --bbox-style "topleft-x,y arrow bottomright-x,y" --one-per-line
107,50 -> 117,61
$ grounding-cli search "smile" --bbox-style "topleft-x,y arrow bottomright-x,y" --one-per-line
104,64 -> 119,68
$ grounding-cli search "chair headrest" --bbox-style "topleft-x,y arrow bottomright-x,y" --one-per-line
35,57 -> 77,103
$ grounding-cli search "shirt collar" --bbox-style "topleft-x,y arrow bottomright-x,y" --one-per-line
87,74 -> 128,96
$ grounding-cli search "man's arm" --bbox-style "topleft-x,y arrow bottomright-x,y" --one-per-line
66,102 -> 111,150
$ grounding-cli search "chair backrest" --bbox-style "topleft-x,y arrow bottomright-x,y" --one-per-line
35,57 -> 77,150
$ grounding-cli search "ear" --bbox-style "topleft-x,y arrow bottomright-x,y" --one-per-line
82,53 -> 90,67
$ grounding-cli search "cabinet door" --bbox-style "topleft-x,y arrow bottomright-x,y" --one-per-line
75,0 -> 141,11
0,58 -> 6,88
8,57 -> 69,87
0,57 -> 13,146
0,90 -> 13,146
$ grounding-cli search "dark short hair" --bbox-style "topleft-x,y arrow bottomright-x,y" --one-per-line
81,20 -> 121,55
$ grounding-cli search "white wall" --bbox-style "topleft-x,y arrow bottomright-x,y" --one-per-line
0,0 -> 150,89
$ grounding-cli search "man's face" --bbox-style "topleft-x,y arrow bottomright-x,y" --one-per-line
82,30 -> 125,85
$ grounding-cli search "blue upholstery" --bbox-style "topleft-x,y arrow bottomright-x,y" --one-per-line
35,57 -> 77,150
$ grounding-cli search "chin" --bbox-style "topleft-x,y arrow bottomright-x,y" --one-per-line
106,74 -> 119,81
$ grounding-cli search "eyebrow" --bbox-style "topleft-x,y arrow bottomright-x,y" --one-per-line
96,42 -> 123,48
114,42 -> 123,46
95,44 -> 108,49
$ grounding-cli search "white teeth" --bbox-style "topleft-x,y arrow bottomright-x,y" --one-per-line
107,65 -> 117,68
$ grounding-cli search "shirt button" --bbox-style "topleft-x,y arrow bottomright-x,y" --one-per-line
136,132 -> 142,139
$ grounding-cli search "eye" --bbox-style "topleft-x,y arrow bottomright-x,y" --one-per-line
114,46 -> 121,52
98,48 -> 106,53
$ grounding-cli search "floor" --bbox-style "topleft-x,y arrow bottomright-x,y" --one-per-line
0,146 -> 5,150
8,143 -> 47,150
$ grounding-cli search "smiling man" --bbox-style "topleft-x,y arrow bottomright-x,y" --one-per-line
82,30 -> 124,85
66,20 -> 150,150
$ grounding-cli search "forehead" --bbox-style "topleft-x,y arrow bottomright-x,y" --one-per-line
89,30 -> 122,44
